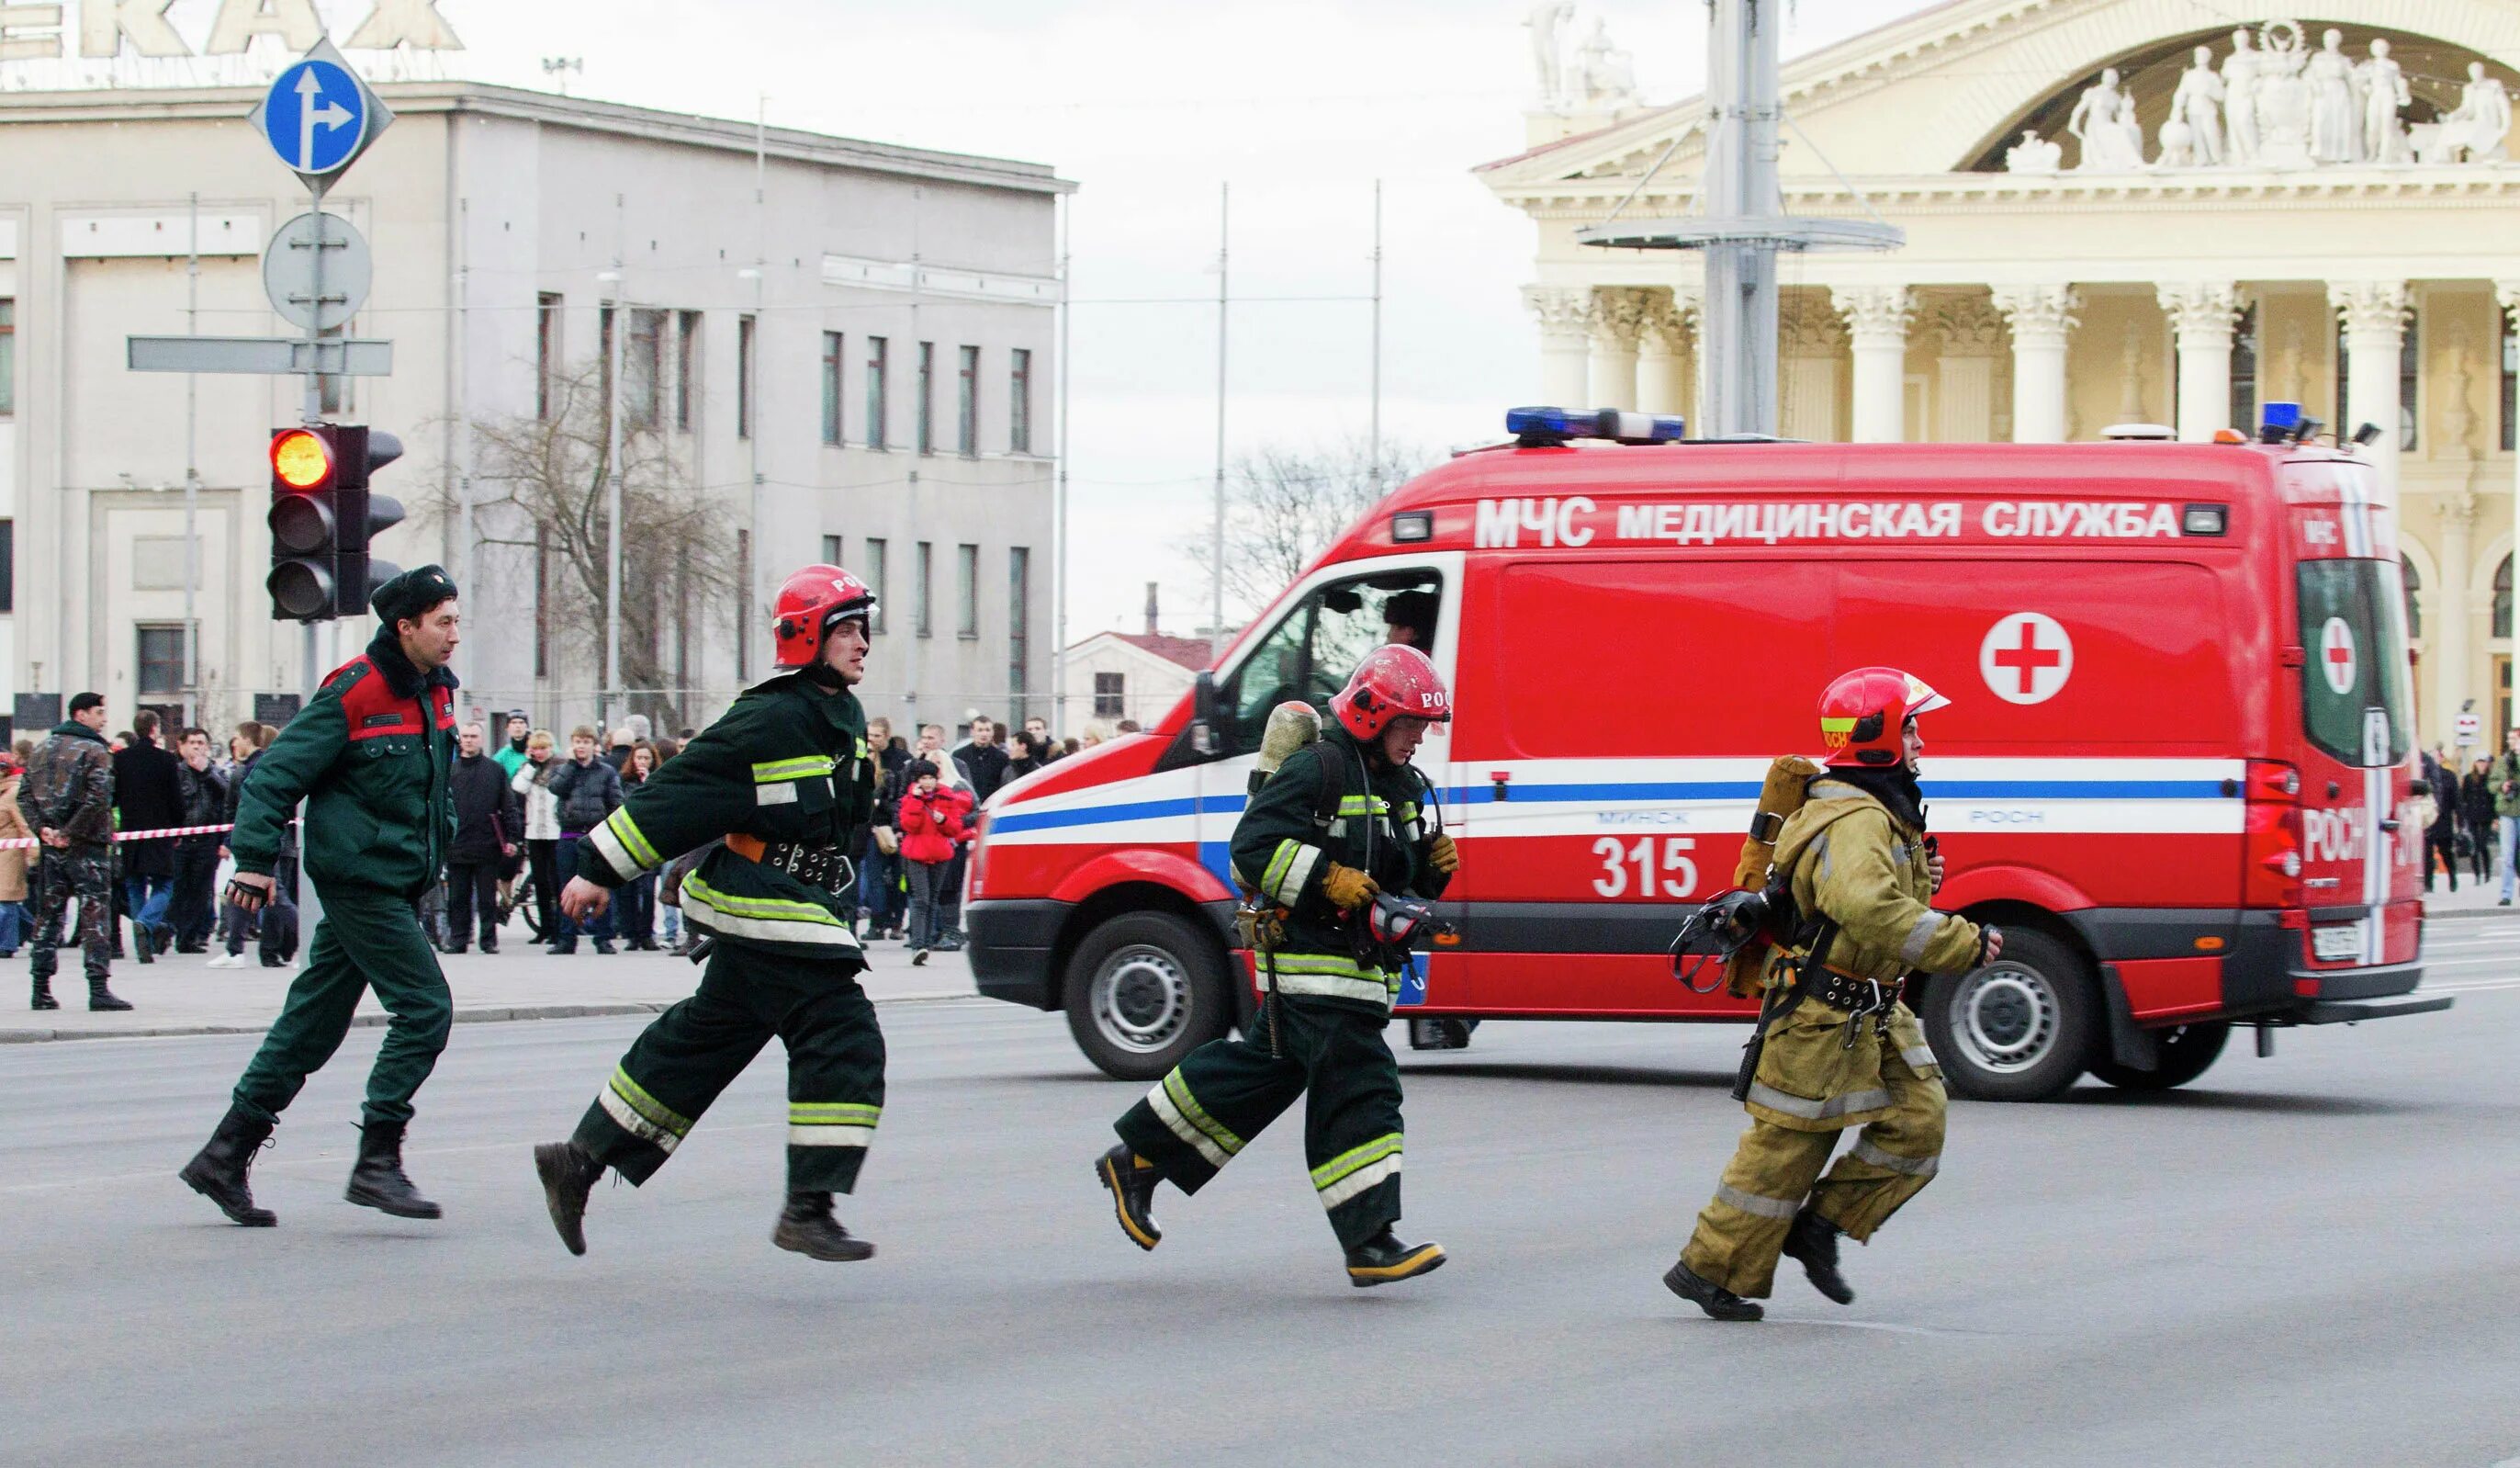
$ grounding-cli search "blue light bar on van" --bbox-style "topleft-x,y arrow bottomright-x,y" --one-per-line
1507,406 -> 1687,446
2259,401 -> 2303,444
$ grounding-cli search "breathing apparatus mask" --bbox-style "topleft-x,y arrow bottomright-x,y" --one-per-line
1366,891 -> 1457,950
1669,880 -> 1798,994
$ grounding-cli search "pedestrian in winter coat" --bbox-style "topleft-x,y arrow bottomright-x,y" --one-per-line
446,722 -> 523,953
546,728 -> 624,953
2491,729 -> 2520,906
613,743 -> 660,951
0,762 -> 33,956
896,761 -> 965,961
171,728 -> 231,951
23,693 -> 125,1010
113,710 -> 186,955
2461,759 -> 2496,884
512,730 -> 564,942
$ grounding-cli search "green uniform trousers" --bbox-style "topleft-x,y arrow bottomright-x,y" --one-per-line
1679,1005 -> 1946,1299
572,939 -> 885,1194
232,884 -> 452,1129
1116,993 -> 1405,1252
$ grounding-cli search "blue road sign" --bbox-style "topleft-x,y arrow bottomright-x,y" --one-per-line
259,57 -> 368,176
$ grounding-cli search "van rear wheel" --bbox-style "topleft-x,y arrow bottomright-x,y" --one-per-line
2088,1021 -> 2231,1092
1062,911 -> 1233,1081
1920,928 -> 2095,1101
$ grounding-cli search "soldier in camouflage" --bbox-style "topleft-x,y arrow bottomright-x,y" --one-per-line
23,692 -> 129,1012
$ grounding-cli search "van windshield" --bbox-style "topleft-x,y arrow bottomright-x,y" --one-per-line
2296,559 -> 2413,767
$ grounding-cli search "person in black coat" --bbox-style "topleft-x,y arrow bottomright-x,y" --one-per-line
445,721 -> 524,953
2423,750 -> 2460,892
112,710 -> 186,957
171,728 -> 231,952
2462,758 -> 2497,884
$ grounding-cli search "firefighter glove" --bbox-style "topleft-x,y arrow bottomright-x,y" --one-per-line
1322,863 -> 1379,911
1429,832 -> 1460,875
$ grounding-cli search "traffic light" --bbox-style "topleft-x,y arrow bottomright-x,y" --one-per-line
265,424 -> 406,621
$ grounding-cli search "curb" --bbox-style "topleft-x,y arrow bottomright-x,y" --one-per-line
0,989 -> 984,1045
2424,906 -> 2514,921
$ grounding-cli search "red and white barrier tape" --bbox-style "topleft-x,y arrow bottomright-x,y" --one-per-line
0,821 -> 238,851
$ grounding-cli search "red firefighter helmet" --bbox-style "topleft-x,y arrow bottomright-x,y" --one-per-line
771,564 -> 879,668
1330,645 -> 1452,740
1817,666 -> 1949,768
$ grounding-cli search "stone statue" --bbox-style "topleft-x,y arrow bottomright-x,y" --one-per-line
2067,67 -> 2145,171
2005,128 -> 2063,174
2447,61 -> 2512,162
2252,20 -> 2314,168
1571,17 -> 1636,107
2222,27 -> 2264,165
1524,2 -> 1574,107
2307,28 -> 2362,164
2359,39 -> 2410,164
2168,45 -> 2225,165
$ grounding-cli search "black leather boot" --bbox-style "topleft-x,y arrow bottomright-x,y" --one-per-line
534,1140 -> 603,1256
1781,1207 -> 1853,1304
30,973 -> 59,1011
179,1105 -> 279,1226
771,1191 -> 874,1261
1095,1144 -> 1163,1250
344,1120 -> 443,1219
86,975 -> 132,1011
1662,1259 -> 1762,1321
1344,1229 -> 1446,1288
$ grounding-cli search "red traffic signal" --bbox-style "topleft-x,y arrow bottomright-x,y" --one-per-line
265,423 -> 407,622
271,428 -> 335,490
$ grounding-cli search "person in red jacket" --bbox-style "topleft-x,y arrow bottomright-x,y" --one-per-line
895,760 -> 966,965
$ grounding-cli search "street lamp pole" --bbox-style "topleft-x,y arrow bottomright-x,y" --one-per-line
601,194 -> 624,731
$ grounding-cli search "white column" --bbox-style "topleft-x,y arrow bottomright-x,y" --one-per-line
1832,286 -> 1914,444
1637,289 -> 1694,417
1523,285 -> 1592,407
2159,282 -> 2242,442
1587,288 -> 1648,410
2330,280 -> 2411,506
1991,285 -> 2079,443
2437,493 -> 2475,740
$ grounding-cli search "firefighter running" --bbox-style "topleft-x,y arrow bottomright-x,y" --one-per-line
1664,668 -> 1999,1321
1096,645 -> 1458,1287
534,564 -> 886,1262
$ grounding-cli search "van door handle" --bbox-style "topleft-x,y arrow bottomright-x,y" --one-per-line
2379,819 -> 2401,833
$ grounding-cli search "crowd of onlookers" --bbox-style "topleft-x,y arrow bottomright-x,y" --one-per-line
2419,731 -> 2520,905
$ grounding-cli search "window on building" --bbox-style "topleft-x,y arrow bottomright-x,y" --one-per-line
821,332 -> 845,446
0,519 -> 14,614
958,345 -> 980,456
676,311 -> 700,432
534,525 -> 552,677
2496,553 -> 2514,641
2335,311 -> 2421,451
626,310 -> 663,429
866,337 -> 890,450
536,293 -> 562,421
2502,309 -> 2515,454
136,625 -> 187,698
956,544 -> 979,638
917,342 -> 936,455
2402,554 -> 2422,641
737,315 -> 757,441
598,306 -> 614,415
0,299 -> 15,417
914,541 -> 933,638
2228,303 -> 2258,434
864,537 -> 888,634
1009,348 -> 1032,454
823,536 -> 844,569
1094,672 -> 1125,718
1009,547 -> 1031,719
737,528 -> 752,672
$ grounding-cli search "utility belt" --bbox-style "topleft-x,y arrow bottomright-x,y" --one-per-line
725,832 -> 854,896
1788,963 -> 1906,1026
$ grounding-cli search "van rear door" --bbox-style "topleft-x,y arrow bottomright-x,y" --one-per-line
2289,530 -> 2419,970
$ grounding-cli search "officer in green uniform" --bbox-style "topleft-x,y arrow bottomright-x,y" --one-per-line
1096,645 -> 1457,1287
1665,667 -> 1998,1321
534,563 -> 884,1262
179,567 -> 464,1228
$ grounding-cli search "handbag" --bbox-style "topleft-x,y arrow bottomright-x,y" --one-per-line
873,825 -> 899,856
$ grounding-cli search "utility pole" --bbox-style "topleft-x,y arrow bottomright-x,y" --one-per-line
183,192 -> 201,716
1576,0 -> 1899,436
1368,179 -> 1382,491
1052,193 -> 1072,737
602,194 -> 624,731
1209,183 -> 1228,659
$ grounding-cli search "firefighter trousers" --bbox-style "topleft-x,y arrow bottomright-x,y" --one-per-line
1678,1029 -> 1946,1300
232,884 -> 453,1129
572,939 -> 885,1194
1115,992 -> 1405,1252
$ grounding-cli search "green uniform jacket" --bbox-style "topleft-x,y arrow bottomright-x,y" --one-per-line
1771,777 -> 1982,985
230,631 -> 457,898
1232,724 -> 1450,1014
2491,751 -> 2520,819
575,671 -> 875,965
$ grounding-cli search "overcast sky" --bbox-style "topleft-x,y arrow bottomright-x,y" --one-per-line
420,0 -> 1909,639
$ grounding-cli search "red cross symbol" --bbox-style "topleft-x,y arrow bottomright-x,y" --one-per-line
1992,618 -> 2064,695
2321,617 -> 2357,693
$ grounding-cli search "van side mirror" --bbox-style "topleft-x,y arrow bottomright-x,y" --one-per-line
1191,671 -> 1219,756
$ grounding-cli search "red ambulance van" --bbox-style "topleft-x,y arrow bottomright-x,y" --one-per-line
966,406 -> 2449,1100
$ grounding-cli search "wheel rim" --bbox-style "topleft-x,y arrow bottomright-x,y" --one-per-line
1947,963 -> 2060,1076
1091,944 -> 1191,1056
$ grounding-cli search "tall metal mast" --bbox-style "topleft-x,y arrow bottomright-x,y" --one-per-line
1579,0 -> 1900,437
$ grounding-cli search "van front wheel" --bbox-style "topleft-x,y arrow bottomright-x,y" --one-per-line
1919,929 -> 2095,1101
1062,911 -> 1234,1080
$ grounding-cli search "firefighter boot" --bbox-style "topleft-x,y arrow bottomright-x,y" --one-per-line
1095,1143 -> 1163,1250
1662,1259 -> 1763,1322
534,1140 -> 603,1257
1344,1229 -> 1446,1288
179,1104 -> 279,1227
1781,1207 -> 1853,1304
87,974 -> 132,1011
771,1191 -> 875,1262
345,1120 -> 443,1219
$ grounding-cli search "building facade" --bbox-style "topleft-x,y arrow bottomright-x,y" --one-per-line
1061,629 -> 1208,736
0,78 -> 1067,740
1483,0 -> 2520,747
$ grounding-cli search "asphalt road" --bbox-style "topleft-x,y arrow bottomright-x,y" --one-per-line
3,915 -> 2515,1468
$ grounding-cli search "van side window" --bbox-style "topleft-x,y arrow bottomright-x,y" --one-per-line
1210,570 -> 1443,759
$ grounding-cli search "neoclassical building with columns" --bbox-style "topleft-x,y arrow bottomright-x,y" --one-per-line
1481,0 -> 2520,743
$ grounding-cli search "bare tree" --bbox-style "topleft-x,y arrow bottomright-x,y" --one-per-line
1185,437 -> 1432,618
443,359 -> 741,724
